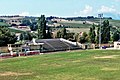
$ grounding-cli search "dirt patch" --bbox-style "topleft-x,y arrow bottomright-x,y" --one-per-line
85,77 -> 97,80
0,59 -> 2,62
94,55 -> 119,59
101,68 -> 119,71
72,60 -> 81,63
0,72 -> 32,76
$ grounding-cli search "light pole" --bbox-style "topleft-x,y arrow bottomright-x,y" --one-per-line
98,13 -> 103,49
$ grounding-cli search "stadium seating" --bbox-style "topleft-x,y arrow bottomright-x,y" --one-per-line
35,39 -> 81,52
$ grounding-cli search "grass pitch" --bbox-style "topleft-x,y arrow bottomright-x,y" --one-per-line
0,50 -> 120,80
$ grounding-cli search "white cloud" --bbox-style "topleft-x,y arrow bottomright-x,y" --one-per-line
81,5 -> 93,15
114,0 -> 120,2
19,12 -> 42,17
97,5 -> 120,19
19,12 -> 30,16
98,6 -> 116,13
74,5 -> 93,16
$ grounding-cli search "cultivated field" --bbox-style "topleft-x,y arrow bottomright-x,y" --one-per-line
66,28 -> 90,33
0,50 -> 120,80
58,21 -> 92,28
57,19 -> 120,33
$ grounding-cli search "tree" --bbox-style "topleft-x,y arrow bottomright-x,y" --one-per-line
61,28 -> 67,39
101,20 -> 110,43
22,19 -> 31,26
56,28 -> 67,39
20,33 -> 24,41
20,32 -> 33,41
97,20 -> 111,44
112,30 -> 120,41
0,26 -> 17,46
46,27 -> 52,38
37,15 -> 46,39
56,30 -> 62,38
30,22 -> 37,31
89,24 -> 96,43
73,33 -> 80,42
79,32 -> 88,43
96,26 -> 100,44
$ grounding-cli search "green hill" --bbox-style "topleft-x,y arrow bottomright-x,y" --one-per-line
8,28 -> 25,33
57,19 -> 120,28
56,19 -> 120,33
58,21 -> 92,28
0,22 -> 10,27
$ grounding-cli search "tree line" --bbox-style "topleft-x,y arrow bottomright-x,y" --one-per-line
74,20 -> 119,44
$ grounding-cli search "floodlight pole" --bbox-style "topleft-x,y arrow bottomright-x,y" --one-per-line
98,13 -> 103,49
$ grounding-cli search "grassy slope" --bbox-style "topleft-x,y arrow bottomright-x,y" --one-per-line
0,50 -> 120,80
57,21 -> 92,33
0,22 -> 24,33
0,22 -> 9,27
58,19 -> 120,28
58,22 -> 91,28
8,28 -> 25,33
87,19 -> 120,27
109,20 -> 120,27
57,19 -> 120,33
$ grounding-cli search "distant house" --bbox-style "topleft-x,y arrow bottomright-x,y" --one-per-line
8,19 -> 22,25
114,40 -> 120,49
17,26 -> 31,31
15,33 -> 21,40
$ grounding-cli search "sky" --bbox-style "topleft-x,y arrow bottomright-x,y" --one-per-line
0,0 -> 120,19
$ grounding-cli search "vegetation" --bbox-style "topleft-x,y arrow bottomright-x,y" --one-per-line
46,27 -> 52,38
112,30 -> 120,41
89,24 -> 96,43
101,20 -> 111,43
0,50 -> 120,80
79,32 -> 89,43
58,22 -> 91,28
22,19 -> 31,26
19,32 -> 36,41
0,26 -> 17,46
56,28 -> 67,39
37,15 -> 46,39
8,28 -> 25,33
0,22 -> 10,27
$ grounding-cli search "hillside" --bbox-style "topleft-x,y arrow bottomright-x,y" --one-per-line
54,18 -> 120,33
0,22 -> 10,27
8,27 -> 25,33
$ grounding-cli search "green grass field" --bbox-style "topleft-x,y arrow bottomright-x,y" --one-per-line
0,50 -> 120,80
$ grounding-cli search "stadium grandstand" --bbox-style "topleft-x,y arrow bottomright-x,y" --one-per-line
28,38 -> 82,52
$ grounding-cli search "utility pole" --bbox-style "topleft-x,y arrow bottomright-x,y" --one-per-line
98,13 -> 103,49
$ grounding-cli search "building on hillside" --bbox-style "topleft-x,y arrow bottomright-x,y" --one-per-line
17,26 -> 31,31
8,19 -> 22,25
16,33 -> 21,40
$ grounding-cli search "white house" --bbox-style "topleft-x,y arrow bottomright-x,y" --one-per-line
114,40 -> 120,49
